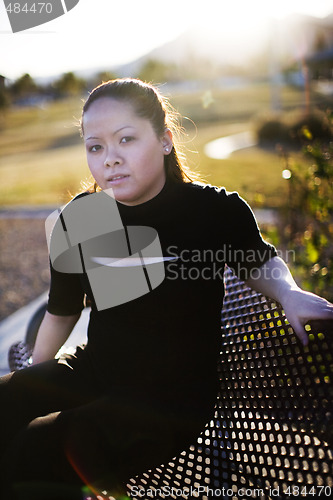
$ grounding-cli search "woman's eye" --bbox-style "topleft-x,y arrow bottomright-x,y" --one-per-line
120,136 -> 134,144
89,145 -> 101,152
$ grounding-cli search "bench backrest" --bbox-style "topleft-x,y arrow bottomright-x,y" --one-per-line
128,268 -> 333,499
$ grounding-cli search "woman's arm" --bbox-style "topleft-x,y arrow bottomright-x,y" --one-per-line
245,256 -> 333,346
32,311 -> 81,365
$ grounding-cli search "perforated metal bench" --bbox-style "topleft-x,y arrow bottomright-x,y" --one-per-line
8,268 -> 333,499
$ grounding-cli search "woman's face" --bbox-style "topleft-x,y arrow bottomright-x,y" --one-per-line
82,97 -> 172,206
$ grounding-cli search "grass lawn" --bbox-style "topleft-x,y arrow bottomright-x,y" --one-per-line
0,83 -> 327,207
182,119 -> 288,208
0,98 -> 91,206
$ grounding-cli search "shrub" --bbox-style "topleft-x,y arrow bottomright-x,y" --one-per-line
279,127 -> 333,301
257,118 -> 290,145
290,112 -> 333,144
256,110 -> 333,147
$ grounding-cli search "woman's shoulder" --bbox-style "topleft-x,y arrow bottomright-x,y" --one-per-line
69,190 -> 92,205
180,181 -> 243,204
173,183 -> 254,224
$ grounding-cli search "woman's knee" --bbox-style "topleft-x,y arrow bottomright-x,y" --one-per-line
2,411 -> 82,498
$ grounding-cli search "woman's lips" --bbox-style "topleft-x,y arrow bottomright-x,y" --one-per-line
107,175 -> 129,185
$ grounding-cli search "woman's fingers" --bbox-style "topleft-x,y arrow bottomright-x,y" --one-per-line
282,290 -> 333,346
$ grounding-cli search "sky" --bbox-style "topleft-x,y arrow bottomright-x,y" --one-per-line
1,0 -> 333,81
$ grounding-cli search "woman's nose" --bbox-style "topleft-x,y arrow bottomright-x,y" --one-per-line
104,147 -> 121,167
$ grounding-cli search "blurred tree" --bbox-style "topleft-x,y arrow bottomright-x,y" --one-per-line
10,73 -> 37,98
137,59 -> 180,83
53,72 -> 86,97
87,70 -> 120,90
97,70 -> 119,83
313,31 -> 328,53
0,88 -> 10,129
0,88 -> 10,110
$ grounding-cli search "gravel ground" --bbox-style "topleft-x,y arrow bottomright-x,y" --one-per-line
0,218 -> 50,322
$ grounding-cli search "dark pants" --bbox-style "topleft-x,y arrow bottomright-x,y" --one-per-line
0,358 -> 205,500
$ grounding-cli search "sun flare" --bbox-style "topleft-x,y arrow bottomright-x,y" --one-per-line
190,0 -> 329,35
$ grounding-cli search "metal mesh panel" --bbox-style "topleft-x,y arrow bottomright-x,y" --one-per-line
128,268 -> 333,499
8,340 -> 32,371
8,269 -> 333,499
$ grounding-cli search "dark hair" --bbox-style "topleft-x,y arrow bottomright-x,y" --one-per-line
81,78 -> 198,186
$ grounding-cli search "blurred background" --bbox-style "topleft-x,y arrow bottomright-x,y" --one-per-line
1,0 -> 333,320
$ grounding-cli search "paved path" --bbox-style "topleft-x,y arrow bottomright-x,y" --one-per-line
0,204 -> 88,375
0,206 -> 56,219
204,130 -> 257,159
